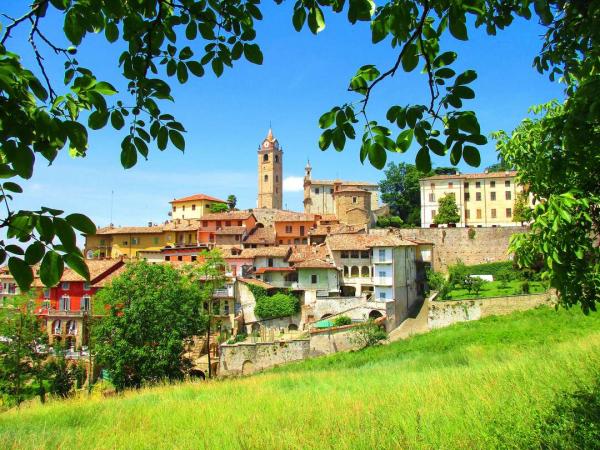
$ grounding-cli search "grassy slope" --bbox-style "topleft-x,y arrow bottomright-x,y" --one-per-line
1,306 -> 600,449
447,280 -> 546,300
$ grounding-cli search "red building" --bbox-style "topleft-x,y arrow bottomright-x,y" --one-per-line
198,211 -> 257,246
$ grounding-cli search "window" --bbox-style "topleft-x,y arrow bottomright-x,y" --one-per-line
431,210 -> 436,219
341,251 -> 349,259
153,237 -> 159,245
165,256 -> 171,261
131,237 -> 139,245
464,182 -> 469,188
506,208 -> 512,218
360,250 -> 369,258
351,250 -> 359,259
300,226 -> 305,236
311,274 -> 318,284
315,188 -> 320,194
352,197 -> 357,204
465,209 -> 470,219
490,181 -> 496,188
476,181 -> 481,188
100,239 -> 106,245
192,204 -> 196,211
378,249 -> 386,261
464,192 -> 470,201
83,282 -> 91,291
263,154 -> 268,161
448,182 -> 453,188
43,288 -> 50,299
429,193 -> 435,202
182,205 -> 186,211
476,209 -> 482,219
294,238 -> 300,244
238,220 -> 243,226
225,220 -> 231,226
191,255 -> 197,262
59,296 -> 70,311
122,241 -> 128,246
205,204 -> 210,208
430,183 -> 435,189
330,188 -> 334,194
61,282 -> 70,290
235,235 -> 240,241
268,258 -> 274,267
476,192 -> 482,201
216,221 -> 222,227
490,192 -> 496,201
505,180 -> 510,187
285,225 -> 292,233
275,187 -> 278,193
378,270 -> 386,278
202,221 -> 208,227
177,256 -> 183,261
491,208 -> 497,219
264,174 -> 268,182
224,301 -> 230,315
505,191 -> 512,200
81,296 -> 91,311
173,206 -> 177,212
380,292 -> 386,299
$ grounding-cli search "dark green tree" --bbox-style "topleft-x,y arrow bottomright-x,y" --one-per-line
434,193 -> 460,225
227,195 -> 237,210
378,162 -> 424,225
209,203 -> 229,214
93,261 -> 206,391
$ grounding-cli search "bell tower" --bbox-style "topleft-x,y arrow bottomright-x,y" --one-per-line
257,128 -> 283,209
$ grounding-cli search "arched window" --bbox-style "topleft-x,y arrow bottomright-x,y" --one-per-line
264,174 -> 268,182
361,266 -> 370,277
350,266 -> 359,277
52,320 -> 62,335
66,320 -> 77,335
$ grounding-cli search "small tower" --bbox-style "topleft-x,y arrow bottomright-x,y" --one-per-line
257,128 -> 283,209
303,160 -> 312,213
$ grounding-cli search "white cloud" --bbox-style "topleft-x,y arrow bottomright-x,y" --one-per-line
283,176 -> 304,192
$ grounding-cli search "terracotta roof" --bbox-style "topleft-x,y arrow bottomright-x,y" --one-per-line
240,246 -> 292,258
326,233 -> 416,251
170,193 -> 227,204
254,267 -> 295,274
311,179 -> 378,187
288,244 -> 330,263
244,226 -> 276,244
91,264 -> 127,287
318,215 -> 339,223
238,277 -> 277,290
33,259 -> 124,286
421,171 -> 517,181
310,224 -> 364,236
274,211 -> 317,222
163,220 -> 202,231
333,186 -> 369,194
294,258 -> 336,269
95,225 -> 164,235
215,226 -> 247,235
216,247 -> 250,259
202,211 -> 254,221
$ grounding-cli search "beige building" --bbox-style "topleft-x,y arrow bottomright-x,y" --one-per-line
170,193 -> 227,220
303,161 -> 379,222
419,171 -> 531,228
257,129 -> 283,209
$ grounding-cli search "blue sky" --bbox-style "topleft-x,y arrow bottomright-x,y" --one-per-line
3,3 -> 564,230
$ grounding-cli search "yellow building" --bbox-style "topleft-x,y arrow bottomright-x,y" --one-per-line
170,193 -> 228,220
257,128 -> 283,209
419,171 -> 532,227
84,220 -> 201,259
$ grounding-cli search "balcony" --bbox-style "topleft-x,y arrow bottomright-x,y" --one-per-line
373,276 -> 393,286
213,285 -> 234,298
38,309 -> 88,317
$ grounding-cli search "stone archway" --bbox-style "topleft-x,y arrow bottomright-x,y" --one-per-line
242,360 -> 255,375
288,324 -> 298,331
189,369 -> 206,380
369,310 -> 383,319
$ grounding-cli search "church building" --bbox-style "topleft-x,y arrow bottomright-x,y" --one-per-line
257,129 -> 283,209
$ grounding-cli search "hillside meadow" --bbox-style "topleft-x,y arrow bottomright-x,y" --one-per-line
1,306 -> 599,449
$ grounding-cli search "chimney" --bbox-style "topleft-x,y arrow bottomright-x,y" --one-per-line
148,221 -> 152,227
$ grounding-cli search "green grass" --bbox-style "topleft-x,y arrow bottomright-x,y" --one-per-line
1,306 -> 599,449
446,280 -> 546,300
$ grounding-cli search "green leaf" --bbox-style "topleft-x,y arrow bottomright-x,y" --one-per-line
179,46 -> 193,61
94,81 -> 117,95
64,253 -> 90,281
11,146 -> 35,179
292,7 -> 307,32
187,61 -> 204,77
243,44 -> 263,65
368,142 -> 386,169
454,86 -> 475,99
212,59 -> 224,77
185,21 -> 197,40
39,251 -> 64,287
88,110 -> 109,130
533,0 -> 553,25
449,9 -> 468,40
120,140 -> 137,169
433,51 -> 457,68
25,241 -> 45,265
427,138 -> 446,156
36,215 -> 54,242
319,130 -> 332,150
319,111 -> 336,129
450,142 -> 462,165
457,113 -> 480,134
169,130 -> 185,151
105,21 -> 119,43
463,145 -> 481,167
455,70 -> 477,85
8,257 -> 33,291
396,129 -> 413,152
111,110 -> 125,130
177,62 -> 189,83
401,44 -> 419,72
5,245 -> 24,255
29,78 -> 48,102
435,68 -> 455,79
53,217 -> 77,251
157,127 -> 168,150
307,6 -> 326,34
65,213 -> 96,235
415,147 -> 432,172
332,128 -> 346,151
3,182 -> 22,193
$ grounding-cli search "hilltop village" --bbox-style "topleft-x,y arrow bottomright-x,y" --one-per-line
5,129 -> 533,377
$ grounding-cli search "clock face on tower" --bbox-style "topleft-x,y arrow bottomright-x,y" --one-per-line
263,142 -> 269,148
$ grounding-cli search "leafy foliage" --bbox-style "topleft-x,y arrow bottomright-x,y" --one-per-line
434,193 -> 460,225
332,315 -> 352,327
209,202 -> 229,213
93,261 -> 207,391
350,319 -> 387,349
375,215 -> 403,228
227,194 -> 237,210
248,285 -> 300,320
378,162 -> 424,225
512,191 -> 531,225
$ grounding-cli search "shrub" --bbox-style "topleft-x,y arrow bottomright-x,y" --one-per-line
467,261 -> 518,278
333,316 -> 352,327
468,228 -> 476,240
521,281 -> 530,294
226,333 -> 247,344
376,215 -> 404,228
438,281 -> 452,300
254,291 -> 300,320
462,277 -> 486,295
426,269 -> 446,293
496,268 -> 513,288
448,260 -> 469,288
350,320 -> 387,348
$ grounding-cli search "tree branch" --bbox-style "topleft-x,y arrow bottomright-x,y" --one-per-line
28,13 -> 57,101
0,3 -> 44,46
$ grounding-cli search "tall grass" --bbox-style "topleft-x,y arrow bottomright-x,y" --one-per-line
1,306 -> 599,449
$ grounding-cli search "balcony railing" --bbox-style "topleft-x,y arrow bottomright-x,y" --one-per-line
213,286 -> 234,297
38,309 -> 89,317
373,277 -> 393,285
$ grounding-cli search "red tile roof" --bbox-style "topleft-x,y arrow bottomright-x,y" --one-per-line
254,267 -> 295,274
201,211 -> 255,221
170,193 -> 227,203
420,171 -> 517,181
244,226 -> 277,245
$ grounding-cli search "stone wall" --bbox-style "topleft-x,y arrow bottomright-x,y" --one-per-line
309,325 -> 361,356
427,291 -> 554,329
219,339 -> 310,376
397,226 -> 529,272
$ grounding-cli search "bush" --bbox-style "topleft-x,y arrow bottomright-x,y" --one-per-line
426,269 -> 446,293
448,260 -> 469,288
350,320 -> 387,348
227,333 -> 247,344
462,276 -> 487,295
438,281 -> 452,300
521,281 -> 530,294
467,261 -> 519,278
254,291 -> 300,320
333,316 -> 352,327
496,268 -> 514,288
376,215 -> 403,228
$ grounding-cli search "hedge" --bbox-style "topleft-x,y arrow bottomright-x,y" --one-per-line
247,285 -> 300,320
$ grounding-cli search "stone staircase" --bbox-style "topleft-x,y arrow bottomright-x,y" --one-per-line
388,298 -> 430,342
